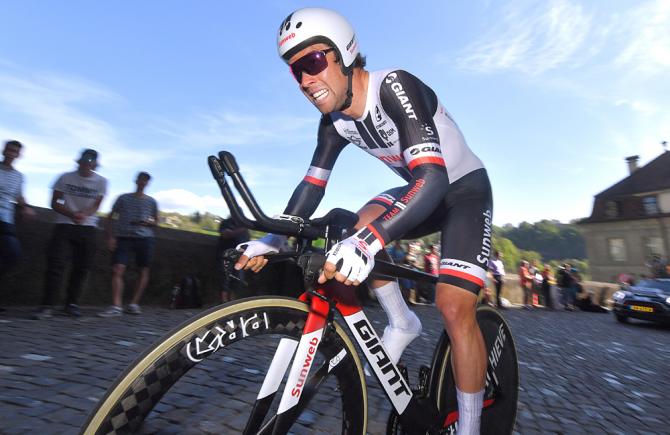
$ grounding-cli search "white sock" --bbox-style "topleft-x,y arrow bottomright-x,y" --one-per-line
374,281 -> 417,330
456,387 -> 483,435
373,281 -> 422,364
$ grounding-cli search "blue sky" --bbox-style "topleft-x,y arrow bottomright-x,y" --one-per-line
1,0 -> 668,226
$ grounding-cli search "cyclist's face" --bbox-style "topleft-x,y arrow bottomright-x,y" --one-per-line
288,43 -> 348,114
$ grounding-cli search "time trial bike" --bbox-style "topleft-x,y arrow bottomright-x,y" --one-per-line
81,151 -> 518,434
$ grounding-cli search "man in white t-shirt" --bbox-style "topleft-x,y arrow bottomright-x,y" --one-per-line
34,149 -> 107,319
488,250 -> 506,309
1,140 -> 35,310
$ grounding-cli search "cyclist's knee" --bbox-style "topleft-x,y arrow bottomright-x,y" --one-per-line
436,283 -> 478,332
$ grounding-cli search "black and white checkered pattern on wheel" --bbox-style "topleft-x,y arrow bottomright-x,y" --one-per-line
94,307 -> 307,434
98,345 -> 193,434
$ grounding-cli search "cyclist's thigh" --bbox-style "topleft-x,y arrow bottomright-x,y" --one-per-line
437,169 -> 493,295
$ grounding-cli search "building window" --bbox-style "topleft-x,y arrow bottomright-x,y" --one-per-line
608,238 -> 627,262
643,196 -> 659,215
605,201 -> 621,218
644,236 -> 665,256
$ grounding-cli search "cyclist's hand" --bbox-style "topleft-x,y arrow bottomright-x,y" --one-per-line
318,228 -> 381,286
234,234 -> 286,273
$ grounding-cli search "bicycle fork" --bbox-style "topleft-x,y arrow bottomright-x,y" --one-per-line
243,291 -> 344,435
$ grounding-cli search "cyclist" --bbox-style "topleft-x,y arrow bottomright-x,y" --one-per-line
237,8 -> 492,434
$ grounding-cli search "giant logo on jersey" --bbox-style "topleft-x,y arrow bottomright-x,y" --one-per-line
383,72 -> 418,120
402,143 -> 445,170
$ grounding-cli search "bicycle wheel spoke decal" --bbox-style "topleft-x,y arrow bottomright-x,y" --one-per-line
185,312 -> 271,362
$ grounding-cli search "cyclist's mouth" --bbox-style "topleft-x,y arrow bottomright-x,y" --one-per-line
311,89 -> 329,104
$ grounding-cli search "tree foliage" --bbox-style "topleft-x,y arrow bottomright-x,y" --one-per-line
495,220 -> 585,261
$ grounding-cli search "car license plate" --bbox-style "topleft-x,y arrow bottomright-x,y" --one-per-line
630,305 -> 654,312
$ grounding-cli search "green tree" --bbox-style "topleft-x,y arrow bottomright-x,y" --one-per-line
497,220 -> 585,260
492,236 -> 520,273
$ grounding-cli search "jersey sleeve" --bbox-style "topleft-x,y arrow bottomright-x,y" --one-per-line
283,115 -> 348,218
363,70 -> 450,246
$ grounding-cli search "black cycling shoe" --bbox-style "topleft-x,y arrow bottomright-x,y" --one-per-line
64,303 -> 82,317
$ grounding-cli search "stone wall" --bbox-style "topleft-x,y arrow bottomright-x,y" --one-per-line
2,208 -> 221,306
3,208 -> 620,308
494,274 -> 619,307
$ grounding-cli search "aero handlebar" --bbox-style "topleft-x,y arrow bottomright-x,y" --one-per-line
208,150 -> 438,285
208,151 -> 323,239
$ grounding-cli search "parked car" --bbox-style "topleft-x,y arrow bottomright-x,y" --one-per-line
612,278 -> 670,324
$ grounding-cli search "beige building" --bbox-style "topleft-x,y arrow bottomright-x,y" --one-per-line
579,151 -> 670,282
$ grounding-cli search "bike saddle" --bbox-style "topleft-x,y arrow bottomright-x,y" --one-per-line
309,208 -> 359,232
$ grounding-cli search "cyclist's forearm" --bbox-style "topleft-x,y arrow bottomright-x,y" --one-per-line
368,165 -> 449,245
283,180 -> 325,218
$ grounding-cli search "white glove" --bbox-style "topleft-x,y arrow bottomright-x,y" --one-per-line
237,234 -> 286,258
325,227 -> 383,284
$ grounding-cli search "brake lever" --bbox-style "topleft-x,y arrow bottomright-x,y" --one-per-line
297,253 -> 327,292
221,249 -> 248,288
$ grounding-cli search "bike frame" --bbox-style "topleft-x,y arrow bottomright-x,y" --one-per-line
208,151 -> 438,432
265,282 -> 413,431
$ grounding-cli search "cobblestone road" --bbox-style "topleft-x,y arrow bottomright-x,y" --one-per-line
0,303 -> 668,434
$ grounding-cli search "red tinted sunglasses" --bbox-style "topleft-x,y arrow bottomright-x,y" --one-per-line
289,48 -> 335,82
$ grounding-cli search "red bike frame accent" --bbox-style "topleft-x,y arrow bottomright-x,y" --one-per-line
299,281 -> 363,334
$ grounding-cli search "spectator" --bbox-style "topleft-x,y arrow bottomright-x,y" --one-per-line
415,244 -> 439,304
99,172 -> 158,317
399,253 -> 417,302
556,263 -> 575,310
574,275 -> 608,313
218,216 -> 250,302
423,244 -> 440,276
518,260 -> 533,309
34,149 -> 107,319
647,254 -> 669,278
482,286 -> 495,306
386,240 -> 406,264
541,264 -> 554,309
530,260 -> 542,306
1,140 -> 35,310
488,250 -> 505,309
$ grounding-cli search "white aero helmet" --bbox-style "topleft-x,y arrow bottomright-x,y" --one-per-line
278,7 -> 359,74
